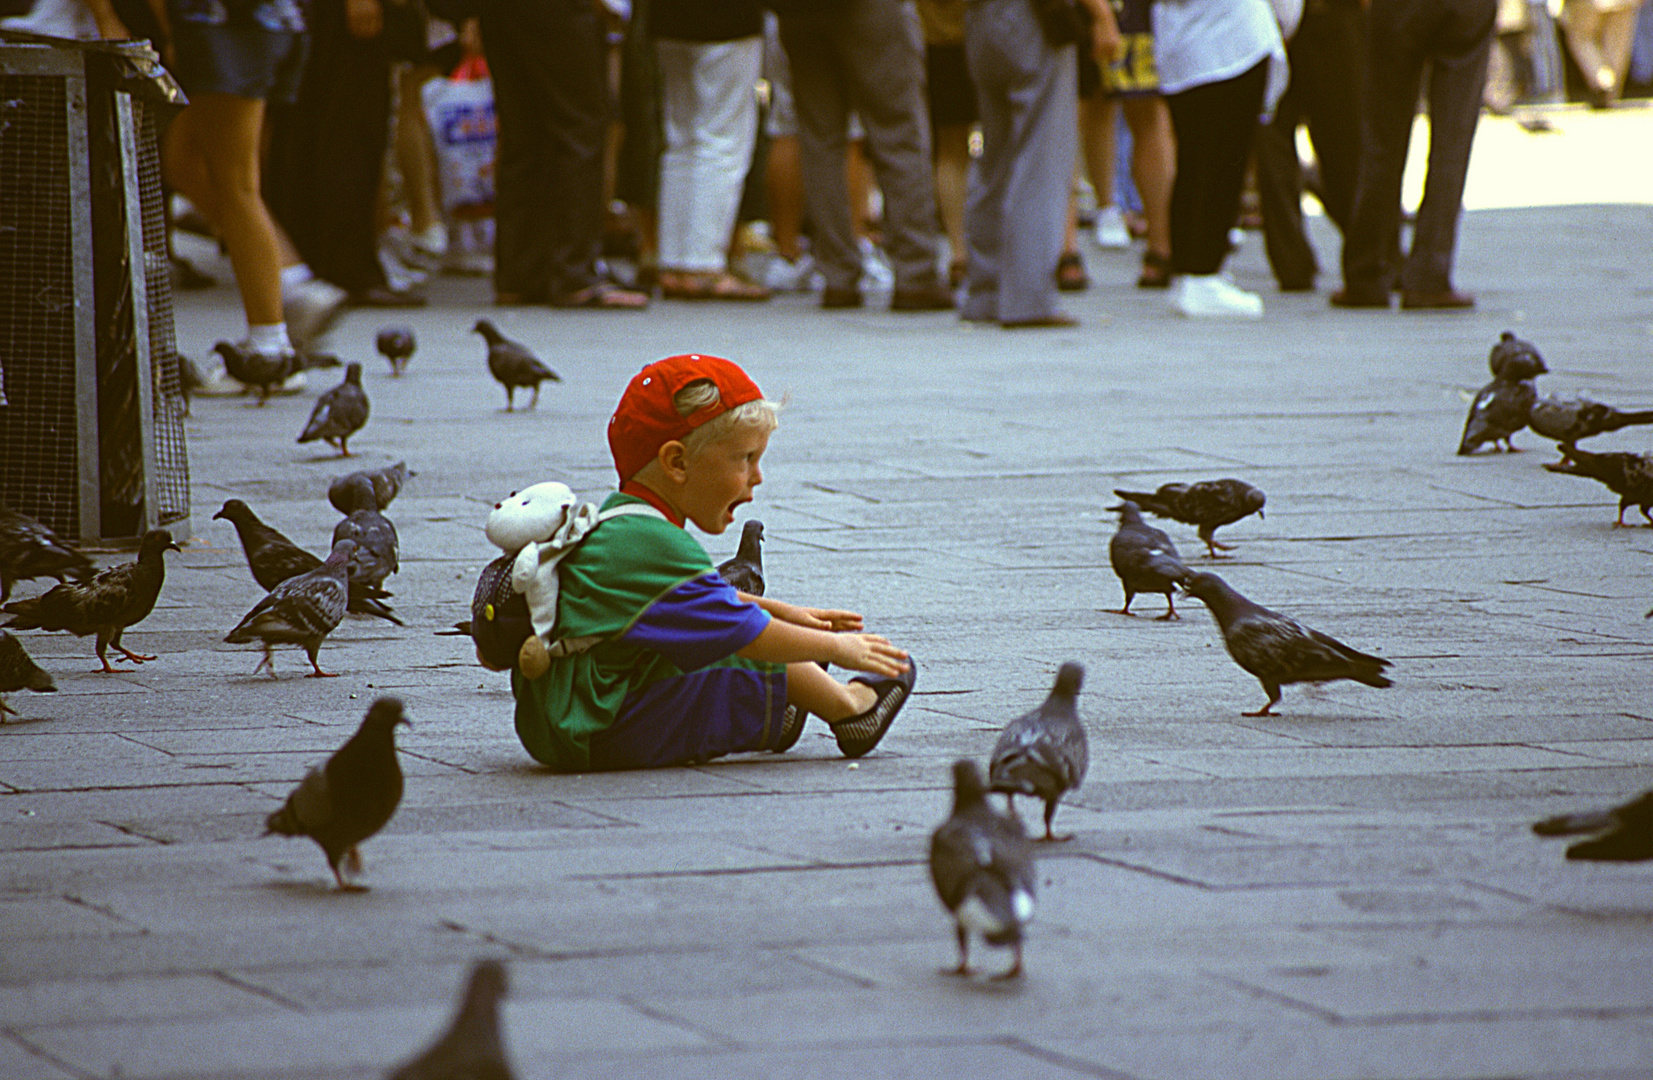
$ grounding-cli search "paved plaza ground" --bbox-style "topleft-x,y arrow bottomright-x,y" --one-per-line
2,104 -> 1652,1079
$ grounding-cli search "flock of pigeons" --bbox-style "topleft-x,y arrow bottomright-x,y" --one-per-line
0,328 -> 1648,1073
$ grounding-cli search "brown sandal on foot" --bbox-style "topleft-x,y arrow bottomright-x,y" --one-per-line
1055,251 -> 1089,292
1137,250 -> 1172,290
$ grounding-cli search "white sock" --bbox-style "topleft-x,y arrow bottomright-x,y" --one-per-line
246,323 -> 293,356
279,264 -> 315,297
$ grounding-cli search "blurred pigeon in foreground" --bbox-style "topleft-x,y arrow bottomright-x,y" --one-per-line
298,362 -> 370,457
332,476 -> 400,593
1182,571 -> 1392,717
265,697 -> 408,891
214,500 -> 400,625
473,318 -> 559,411
716,519 -> 765,596
329,461 -> 412,514
989,662 -> 1089,842
1458,348 -> 1548,455
386,959 -> 516,1080
930,759 -> 1036,979
376,324 -> 416,377
1543,447 -> 1653,527
1107,501 -> 1192,619
1533,788 -> 1653,862
1530,397 -> 1653,460
1112,479 -> 1266,558
0,503 -> 94,602
2,529 -> 181,673
0,631 -> 55,719
224,539 -> 352,677
1486,330 -> 1543,379
212,340 -> 289,404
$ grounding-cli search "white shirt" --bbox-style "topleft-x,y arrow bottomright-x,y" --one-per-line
1151,0 -> 1290,113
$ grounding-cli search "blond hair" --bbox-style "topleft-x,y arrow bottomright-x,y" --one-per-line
674,379 -> 779,457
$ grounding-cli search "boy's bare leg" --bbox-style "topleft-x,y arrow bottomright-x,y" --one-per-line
786,661 -> 876,721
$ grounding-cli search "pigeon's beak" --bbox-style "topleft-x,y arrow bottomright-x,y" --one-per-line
1105,503 -> 1127,512
167,541 -> 184,553
1257,509 -> 1265,520
398,717 -> 412,729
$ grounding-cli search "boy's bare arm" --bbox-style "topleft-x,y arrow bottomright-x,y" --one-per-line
737,618 -> 909,678
742,594 -> 863,632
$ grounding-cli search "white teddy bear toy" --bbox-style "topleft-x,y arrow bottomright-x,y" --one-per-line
484,481 -> 589,679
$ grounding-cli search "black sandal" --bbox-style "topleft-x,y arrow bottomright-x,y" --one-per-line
830,661 -> 917,758
1138,250 -> 1173,289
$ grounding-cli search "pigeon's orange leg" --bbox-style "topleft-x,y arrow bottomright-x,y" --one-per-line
943,928 -> 970,976
990,942 -> 1024,980
1242,701 -> 1278,717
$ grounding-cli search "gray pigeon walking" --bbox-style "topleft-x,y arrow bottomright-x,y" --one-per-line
1458,348 -> 1548,454
1543,447 -> 1653,526
473,318 -> 559,410
989,662 -> 1089,842
328,461 -> 412,514
264,697 -> 408,891
929,759 -> 1037,979
212,340 -> 290,404
1533,787 -> 1653,862
716,519 -> 765,595
0,631 -> 55,719
1529,396 -> 1653,460
386,959 -> 516,1080
332,475 -> 400,593
298,362 -> 371,456
214,499 -> 401,625
224,539 -> 353,678
1486,329 -> 1543,379
375,324 -> 416,376
0,503 -> 94,602
1111,479 -> 1266,557
1107,501 -> 1192,619
1182,571 -> 1392,716
2,529 -> 181,673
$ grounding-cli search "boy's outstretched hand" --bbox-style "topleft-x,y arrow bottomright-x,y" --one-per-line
833,634 -> 910,679
751,596 -> 864,633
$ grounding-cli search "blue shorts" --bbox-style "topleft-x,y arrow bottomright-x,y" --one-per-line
170,19 -> 308,103
586,657 -> 788,771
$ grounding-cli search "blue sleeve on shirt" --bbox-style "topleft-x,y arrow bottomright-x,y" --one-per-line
621,572 -> 772,671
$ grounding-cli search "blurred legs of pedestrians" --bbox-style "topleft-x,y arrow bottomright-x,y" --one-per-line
962,0 -> 1077,326
760,13 -> 811,282
1255,0 -> 1364,292
776,0 -> 947,301
1559,0 -> 1645,106
1339,0 -> 1494,304
1164,60 -> 1267,277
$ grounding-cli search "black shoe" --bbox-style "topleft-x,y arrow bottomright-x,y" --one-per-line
890,284 -> 955,311
773,704 -> 807,753
1329,287 -> 1391,309
821,286 -> 863,310
830,660 -> 917,758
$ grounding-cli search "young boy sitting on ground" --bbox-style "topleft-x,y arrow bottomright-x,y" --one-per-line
512,353 -> 916,772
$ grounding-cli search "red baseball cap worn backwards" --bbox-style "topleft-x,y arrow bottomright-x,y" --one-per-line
608,354 -> 765,482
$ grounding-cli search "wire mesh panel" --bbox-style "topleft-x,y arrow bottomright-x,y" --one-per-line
0,70 -> 81,538
134,97 -> 189,529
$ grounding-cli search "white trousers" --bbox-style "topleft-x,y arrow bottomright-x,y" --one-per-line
655,37 -> 762,272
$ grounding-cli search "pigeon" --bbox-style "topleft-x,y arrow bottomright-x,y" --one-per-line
331,475 -> 400,593
386,959 -> 516,1080
298,362 -> 371,457
0,631 -> 56,719
1107,501 -> 1192,619
212,339 -> 290,404
1182,571 -> 1392,717
264,696 -> 408,891
375,324 -> 416,376
1528,395 -> 1653,459
988,662 -> 1089,842
1533,787 -> 1653,862
473,318 -> 559,411
0,504 -> 94,602
1543,447 -> 1653,526
929,759 -> 1037,980
328,460 -> 412,514
716,519 -> 765,595
214,499 -> 401,625
2,529 -> 182,673
224,538 -> 353,677
1486,329 -> 1544,379
1458,348 -> 1548,455
1111,479 -> 1266,558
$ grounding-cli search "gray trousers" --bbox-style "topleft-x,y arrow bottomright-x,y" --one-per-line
776,0 -> 943,293
962,0 -> 1077,323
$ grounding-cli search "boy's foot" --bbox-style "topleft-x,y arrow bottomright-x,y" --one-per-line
773,705 -> 807,753
830,661 -> 917,759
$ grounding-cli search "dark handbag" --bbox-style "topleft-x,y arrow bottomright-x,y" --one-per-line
1028,0 -> 1089,49
470,553 -> 532,672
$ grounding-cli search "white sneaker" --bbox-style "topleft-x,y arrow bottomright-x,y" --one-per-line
1172,274 -> 1264,319
763,252 -> 817,292
282,278 -> 348,352
858,237 -> 893,291
1093,205 -> 1131,249
193,359 -> 247,397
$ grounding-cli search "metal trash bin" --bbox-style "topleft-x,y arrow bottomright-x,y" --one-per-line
0,32 -> 191,545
